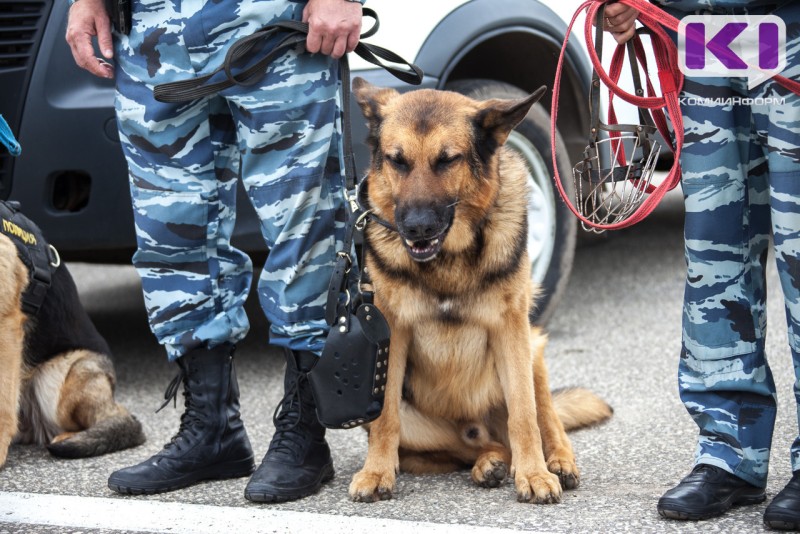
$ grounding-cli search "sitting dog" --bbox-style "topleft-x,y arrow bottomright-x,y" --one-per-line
0,201 -> 144,468
348,79 -> 612,504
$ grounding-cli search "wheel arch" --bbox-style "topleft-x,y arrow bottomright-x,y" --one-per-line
414,0 -> 591,164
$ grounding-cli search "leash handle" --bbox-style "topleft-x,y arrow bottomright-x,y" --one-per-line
153,8 -> 423,103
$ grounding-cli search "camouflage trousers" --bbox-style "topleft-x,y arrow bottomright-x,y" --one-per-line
113,0 -> 347,360
677,3 -> 800,487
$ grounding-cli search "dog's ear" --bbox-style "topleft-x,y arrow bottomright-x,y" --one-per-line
352,77 -> 399,124
473,85 -> 547,154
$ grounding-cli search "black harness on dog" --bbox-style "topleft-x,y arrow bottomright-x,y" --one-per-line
0,200 -> 59,315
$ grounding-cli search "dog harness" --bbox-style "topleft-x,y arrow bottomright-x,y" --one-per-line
0,200 -> 59,315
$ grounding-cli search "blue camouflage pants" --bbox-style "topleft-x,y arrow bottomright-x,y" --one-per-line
675,2 -> 800,487
113,0 -> 347,360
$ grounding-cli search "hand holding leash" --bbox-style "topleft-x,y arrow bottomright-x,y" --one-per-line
600,2 -> 639,44
303,0 -> 362,58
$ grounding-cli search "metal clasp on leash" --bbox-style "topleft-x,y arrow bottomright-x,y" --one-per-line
354,209 -> 371,232
337,250 -> 352,274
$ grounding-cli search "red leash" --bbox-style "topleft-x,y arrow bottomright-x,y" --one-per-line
550,0 -> 800,231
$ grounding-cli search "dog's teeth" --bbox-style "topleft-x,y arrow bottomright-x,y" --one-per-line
405,239 -> 415,247
431,239 -> 439,246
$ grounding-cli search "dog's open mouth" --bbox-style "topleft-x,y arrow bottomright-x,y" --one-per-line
402,235 -> 445,262
395,203 -> 455,263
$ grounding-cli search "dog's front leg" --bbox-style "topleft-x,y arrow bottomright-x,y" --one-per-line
0,239 -> 28,468
0,338 -> 21,468
492,315 -> 561,504
349,324 -> 410,502
530,328 -> 579,490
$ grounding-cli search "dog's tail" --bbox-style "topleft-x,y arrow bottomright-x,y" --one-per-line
47,411 -> 146,459
552,387 -> 613,431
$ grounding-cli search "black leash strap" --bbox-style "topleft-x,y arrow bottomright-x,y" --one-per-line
324,207 -> 365,326
153,8 -> 422,105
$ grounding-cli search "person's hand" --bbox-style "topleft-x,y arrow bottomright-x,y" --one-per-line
600,3 -> 639,44
66,0 -> 114,79
303,0 -> 362,59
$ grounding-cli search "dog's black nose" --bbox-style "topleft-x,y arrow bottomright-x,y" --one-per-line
398,205 -> 445,241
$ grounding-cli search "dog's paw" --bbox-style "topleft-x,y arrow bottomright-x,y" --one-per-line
472,456 -> 508,488
514,469 -> 562,504
547,457 -> 580,490
349,469 -> 396,502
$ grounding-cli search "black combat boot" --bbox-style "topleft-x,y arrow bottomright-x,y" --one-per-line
244,349 -> 334,503
108,344 -> 255,494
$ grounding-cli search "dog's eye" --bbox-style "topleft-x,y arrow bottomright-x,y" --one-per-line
435,153 -> 462,172
385,153 -> 410,172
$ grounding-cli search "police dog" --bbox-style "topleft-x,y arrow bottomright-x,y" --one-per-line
0,206 -> 144,468
348,79 -> 612,504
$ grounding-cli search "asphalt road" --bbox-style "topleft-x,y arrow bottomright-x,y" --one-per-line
1,189 -> 797,533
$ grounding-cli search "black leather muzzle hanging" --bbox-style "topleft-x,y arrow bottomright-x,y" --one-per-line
309,205 -> 391,429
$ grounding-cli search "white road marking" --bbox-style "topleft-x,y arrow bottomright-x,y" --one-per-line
0,491 -> 544,533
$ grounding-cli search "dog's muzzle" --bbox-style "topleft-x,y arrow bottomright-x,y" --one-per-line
396,202 -> 455,262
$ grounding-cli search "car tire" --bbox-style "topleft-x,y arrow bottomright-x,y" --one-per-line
445,79 -> 577,326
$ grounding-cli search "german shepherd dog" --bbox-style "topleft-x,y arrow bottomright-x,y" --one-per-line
0,208 -> 144,468
348,79 -> 612,504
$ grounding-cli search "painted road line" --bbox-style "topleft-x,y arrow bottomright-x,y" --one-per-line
0,491 -> 546,533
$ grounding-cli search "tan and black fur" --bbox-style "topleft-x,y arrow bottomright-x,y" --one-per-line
0,230 -> 144,468
348,79 -> 612,504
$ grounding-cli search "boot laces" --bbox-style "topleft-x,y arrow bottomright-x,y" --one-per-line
268,373 -> 313,459
156,366 -> 205,453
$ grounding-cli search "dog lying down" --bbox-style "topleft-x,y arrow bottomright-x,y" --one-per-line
0,202 -> 144,468
348,78 -> 612,504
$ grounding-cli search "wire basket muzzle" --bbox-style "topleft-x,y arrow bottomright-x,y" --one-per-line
572,123 -> 661,233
